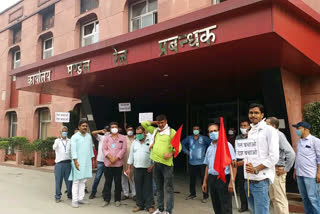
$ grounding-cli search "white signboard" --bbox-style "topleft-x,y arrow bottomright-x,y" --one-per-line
139,112 -> 153,123
235,139 -> 258,159
55,112 -> 70,123
118,103 -> 131,112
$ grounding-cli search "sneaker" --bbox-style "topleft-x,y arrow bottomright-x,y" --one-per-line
72,201 -> 79,208
185,194 -> 196,200
55,199 -> 61,203
148,208 -> 155,213
122,195 -> 129,200
89,193 -> 95,199
78,200 -> 89,204
102,201 -> 110,207
152,209 -> 162,214
201,198 -> 209,203
115,201 -> 121,207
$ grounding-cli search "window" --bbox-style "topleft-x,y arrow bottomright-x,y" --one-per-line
12,25 -> 21,44
43,37 -> 54,59
42,6 -> 55,31
212,0 -> 227,4
130,0 -> 158,32
9,112 -> 17,137
13,50 -> 20,69
39,109 -> 50,140
81,0 -> 99,13
81,20 -> 99,47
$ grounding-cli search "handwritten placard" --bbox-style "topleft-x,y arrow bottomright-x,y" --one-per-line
235,139 -> 258,159
55,112 -> 70,123
139,113 -> 153,123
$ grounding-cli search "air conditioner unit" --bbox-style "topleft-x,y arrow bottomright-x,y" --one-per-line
43,50 -> 53,59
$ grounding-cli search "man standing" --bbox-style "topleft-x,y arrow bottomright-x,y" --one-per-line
89,126 -> 109,199
127,126 -> 155,213
68,120 -> 95,208
293,121 -> 320,214
53,126 -> 72,202
102,122 -> 127,207
235,119 -> 250,212
227,127 -> 237,147
237,103 -> 279,214
266,117 -> 295,214
182,125 -> 211,202
142,114 -> 182,214
122,125 -> 136,200
202,123 -> 237,214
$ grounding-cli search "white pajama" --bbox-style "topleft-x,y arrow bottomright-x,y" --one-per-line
122,174 -> 136,197
72,179 -> 87,202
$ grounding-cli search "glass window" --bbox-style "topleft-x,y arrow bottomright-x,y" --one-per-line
81,0 -> 99,13
9,112 -> 17,137
212,0 -> 227,4
13,50 -> 20,69
42,6 -> 55,31
81,20 -> 99,47
12,24 -> 21,44
39,109 -> 50,140
43,38 -> 54,59
130,0 -> 158,32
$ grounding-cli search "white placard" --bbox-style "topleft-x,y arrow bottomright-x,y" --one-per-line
87,114 -> 94,121
118,103 -> 131,112
139,112 -> 153,123
279,119 -> 285,129
55,112 -> 70,123
235,139 -> 258,159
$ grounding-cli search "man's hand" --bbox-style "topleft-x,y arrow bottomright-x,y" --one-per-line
316,172 -> 320,183
228,182 -> 233,193
231,160 -> 237,168
101,129 -> 107,134
147,165 -> 154,173
245,163 -> 255,174
202,183 -> 207,193
149,143 -> 154,151
164,152 -> 173,160
275,167 -> 286,176
293,169 -> 296,180
74,160 -> 80,171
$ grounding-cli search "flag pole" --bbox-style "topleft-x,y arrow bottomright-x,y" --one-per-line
246,157 -> 250,197
229,164 -> 239,209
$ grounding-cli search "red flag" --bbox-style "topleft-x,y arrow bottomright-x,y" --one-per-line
171,125 -> 183,158
213,117 -> 232,183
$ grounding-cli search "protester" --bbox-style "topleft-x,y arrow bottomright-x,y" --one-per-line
236,103 -> 279,214
69,120 -> 95,208
202,123 -> 237,214
235,119 -> 250,212
127,126 -> 155,213
102,122 -> 127,207
89,126 -> 109,199
122,125 -> 136,200
181,125 -> 211,202
142,114 -> 182,214
227,127 -> 236,147
293,121 -> 320,214
53,126 -> 72,202
266,117 -> 295,214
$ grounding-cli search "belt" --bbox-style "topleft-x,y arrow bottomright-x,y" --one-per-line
245,178 -> 268,184
58,160 -> 71,164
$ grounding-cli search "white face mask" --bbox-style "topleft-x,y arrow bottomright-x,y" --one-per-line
228,130 -> 234,135
127,131 -> 134,136
240,128 -> 247,135
111,128 -> 118,134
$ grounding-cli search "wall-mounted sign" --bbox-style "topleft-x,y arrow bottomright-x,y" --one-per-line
118,103 -> 131,112
28,70 -> 51,85
158,25 -> 217,56
235,139 -> 258,159
113,49 -> 128,66
66,60 -> 91,76
55,112 -> 70,123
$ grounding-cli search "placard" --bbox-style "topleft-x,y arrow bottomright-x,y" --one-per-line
118,103 -> 131,112
55,112 -> 70,123
139,112 -> 153,123
235,139 -> 258,159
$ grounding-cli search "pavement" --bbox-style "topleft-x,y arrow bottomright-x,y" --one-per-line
0,163 -> 304,214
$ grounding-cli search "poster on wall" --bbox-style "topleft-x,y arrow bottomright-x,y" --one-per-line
55,112 -> 70,123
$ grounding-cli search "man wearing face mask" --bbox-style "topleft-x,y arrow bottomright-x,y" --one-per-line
292,121 -> 320,214
142,114 -> 182,214
89,126 -> 109,199
122,125 -> 136,200
235,119 -> 251,212
53,126 -> 72,203
202,123 -> 237,214
228,127 -> 237,147
181,125 -> 211,202
102,122 -> 127,207
127,126 -> 155,213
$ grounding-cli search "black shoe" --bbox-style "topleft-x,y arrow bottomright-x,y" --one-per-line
133,196 -> 136,201
185,194 -> 196,200
89,193 -> 96,199
121,195 -> 129,200
238,207 -> 248,212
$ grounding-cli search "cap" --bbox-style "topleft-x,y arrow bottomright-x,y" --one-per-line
292,121 -> 311,129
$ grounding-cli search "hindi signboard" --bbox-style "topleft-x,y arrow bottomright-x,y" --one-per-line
118,103 -> 131,112
235,139 -> 258,159
55,112 -> 70,123
139,112 -> 153,123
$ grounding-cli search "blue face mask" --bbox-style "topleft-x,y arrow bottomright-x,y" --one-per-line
62,132 -> 68,138
209,131 -> 219,141
193,130 -> 200,135
296,129 -> 302,137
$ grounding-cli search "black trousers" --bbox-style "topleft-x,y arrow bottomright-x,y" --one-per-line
236,160 -> 248,209
103,166 -> 122,202
208,174 -> 232,214
134,168 -> 154,209
189,164 -> 208,199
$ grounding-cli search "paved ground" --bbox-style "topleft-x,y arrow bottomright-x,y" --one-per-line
0,164 -> 303,214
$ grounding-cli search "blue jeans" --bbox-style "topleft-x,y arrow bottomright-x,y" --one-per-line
244,179 -> 270,214
54,160 -> 72,199
91,161 -> 105,194
297,176 -> 320,214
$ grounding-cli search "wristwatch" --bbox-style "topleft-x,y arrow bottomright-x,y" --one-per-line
254,167 -> 259,175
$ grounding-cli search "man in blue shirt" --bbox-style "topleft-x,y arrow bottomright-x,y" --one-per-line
202,123 -> 237,214
293,121 -> 320,214
182,125 -> 211,202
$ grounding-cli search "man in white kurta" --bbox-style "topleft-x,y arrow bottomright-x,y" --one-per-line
69,120 -> 95,208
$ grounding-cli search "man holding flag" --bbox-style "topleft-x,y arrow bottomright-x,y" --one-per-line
202,121 -> 237,214
142,114 -> 182,214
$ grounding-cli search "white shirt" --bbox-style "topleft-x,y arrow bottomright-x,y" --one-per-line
96,134 -> 109,162
53,138 -> 71,163
127,135 -> 153,168
244,120 -> 279,183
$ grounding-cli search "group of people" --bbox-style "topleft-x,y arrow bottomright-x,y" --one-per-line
52,103 -> 320,214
